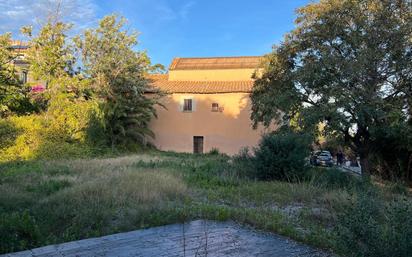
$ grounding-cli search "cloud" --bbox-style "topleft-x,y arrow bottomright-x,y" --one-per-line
145,0 -> 196,23
0,0 -> 97,38
178,1 -> 196,20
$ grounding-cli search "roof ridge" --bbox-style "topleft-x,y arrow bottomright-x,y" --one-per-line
172,55 -> 263,60
168,56 -> 263,71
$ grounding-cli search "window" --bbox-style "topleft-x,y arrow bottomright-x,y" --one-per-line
193,136 -> 204,154
183,99 -> 192,112
211,103 -> 219,112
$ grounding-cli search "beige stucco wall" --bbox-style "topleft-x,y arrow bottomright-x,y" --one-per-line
148,92 -> 274,155
169,69 -> 260,81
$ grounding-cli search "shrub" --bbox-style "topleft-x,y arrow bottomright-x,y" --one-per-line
0,97 -> 106,162
383,199 -> 412,257
231,147 -> 256,178
0,211 -> 41,254
335,191 -> 412,257
252,132 -> 311,181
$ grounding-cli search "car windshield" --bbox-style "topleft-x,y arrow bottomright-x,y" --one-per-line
319,154 -> 331,159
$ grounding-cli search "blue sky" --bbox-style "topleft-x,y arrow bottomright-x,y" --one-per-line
0,0 -> 311,67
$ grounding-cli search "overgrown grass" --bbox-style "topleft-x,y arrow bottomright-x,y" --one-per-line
0,152 -> 411,255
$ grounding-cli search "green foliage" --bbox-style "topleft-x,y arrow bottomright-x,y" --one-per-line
0,98 -> 105,162
21,21 -> 74,86
369,124 -> 412,181
0,211 -> 41,254
251,0 -> 412,176
335,193 -> 412,257
0,119 -> 20,149
26,179 -> 71,196
231,147 -> 256,178
308,168 -> 359,190
207,147 -> 221,155
1,14 -> 163,160
253,132 -> 311,181
231,132 -> 312,181
75,15 -> 162,148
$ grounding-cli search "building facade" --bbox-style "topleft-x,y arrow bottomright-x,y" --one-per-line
148,56 -> 275,155
9,40 -> 32,84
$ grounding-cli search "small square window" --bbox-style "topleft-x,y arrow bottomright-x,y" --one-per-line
183,99 -> 192,112
211,103 -> 219,112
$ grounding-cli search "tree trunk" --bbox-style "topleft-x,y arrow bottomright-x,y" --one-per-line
359,146 -> 371,177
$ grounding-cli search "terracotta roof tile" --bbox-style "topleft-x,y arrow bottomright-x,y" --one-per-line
147,74 -> 253,94
169,56 -> 263,70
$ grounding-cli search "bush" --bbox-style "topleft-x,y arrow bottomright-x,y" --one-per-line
252,132 -> 311,181
0,211 -> 41,254
231,147 -> 256,178
335,191 -> 412,257
0,97 -> 106,162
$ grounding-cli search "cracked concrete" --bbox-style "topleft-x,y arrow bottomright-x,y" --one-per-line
1,220 -> 333,257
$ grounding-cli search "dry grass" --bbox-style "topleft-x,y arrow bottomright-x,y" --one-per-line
0,155 -> 189,253
47,168 -> 187,207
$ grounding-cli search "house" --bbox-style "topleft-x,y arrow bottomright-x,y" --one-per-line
148,56 -> 276,155
9,40 -> 32,84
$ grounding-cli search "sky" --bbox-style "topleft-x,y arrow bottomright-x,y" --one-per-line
0,0 -> 312,67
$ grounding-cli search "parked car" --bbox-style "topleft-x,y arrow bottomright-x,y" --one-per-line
310,151 -> 334,167
310,151 -> 321,165
317,151 -> 334,167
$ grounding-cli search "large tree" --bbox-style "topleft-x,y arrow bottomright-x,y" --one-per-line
75,15 -> 162,148
251,0 -> 412,175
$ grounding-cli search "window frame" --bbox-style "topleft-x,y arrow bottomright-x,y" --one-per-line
211,103 -> 219,112
183,98 -> 193,112
21,71 -> 28,84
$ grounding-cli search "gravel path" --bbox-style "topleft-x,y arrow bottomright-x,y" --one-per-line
1,220 -> 333,257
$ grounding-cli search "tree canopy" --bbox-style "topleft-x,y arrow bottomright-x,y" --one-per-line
1,13 -> 163,151
251,0 -> 412,175
75,15 -> 162,148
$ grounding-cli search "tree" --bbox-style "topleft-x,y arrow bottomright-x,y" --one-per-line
75,15 -> 162,148
251,0 -> 412,175
21,20 -> 75,91
21,12 -> 91,114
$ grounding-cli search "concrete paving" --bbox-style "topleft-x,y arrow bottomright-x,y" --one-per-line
1,220 -> 333,257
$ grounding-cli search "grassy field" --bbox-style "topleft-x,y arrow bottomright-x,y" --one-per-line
1,151 -> 411,255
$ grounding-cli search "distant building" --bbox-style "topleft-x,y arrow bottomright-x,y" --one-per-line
9,40 -> 31,84
148,56 -> 276,155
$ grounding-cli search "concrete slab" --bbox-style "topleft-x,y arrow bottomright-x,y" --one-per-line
1,220 -> 333,257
